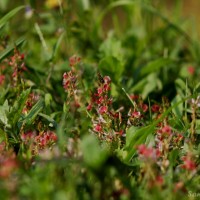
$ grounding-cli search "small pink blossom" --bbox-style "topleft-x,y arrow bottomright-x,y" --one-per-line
94,124 -> 102,132
181,154 -> 196,171
187,66 -> 195,75
132,111 -> 141,118
103,76 -> 111,84
98,105 -> 108,114
151,104 -> 160,112
161,125 -> 171,135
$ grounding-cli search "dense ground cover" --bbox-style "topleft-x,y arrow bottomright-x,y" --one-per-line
0,1 -> 200,199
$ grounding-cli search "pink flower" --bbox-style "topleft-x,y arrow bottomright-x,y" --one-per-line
69,55 -> 81,67
130,94 -> 139,100
161,125 -> 171,135
187,66 -> 195,75
97,87 -> 103,95
141,104 -> 148,112
181,154 -> 196,171
103,76 -> 111,84
98,105 -> 108,114
87,104 -> 92,111
132,111 -> 141,118
151,104 -> 160,112
137,144 -> 160,160
94,124 -> 102,132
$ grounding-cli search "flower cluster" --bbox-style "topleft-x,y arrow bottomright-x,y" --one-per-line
8,49 -> 26,86
137,144 -> 160,161
21,130 -> 57,154
87,74 -> 124,141
63,55 -> 81,109
22,92 -> 40,114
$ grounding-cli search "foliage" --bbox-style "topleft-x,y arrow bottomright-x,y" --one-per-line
0,0 -> 200,199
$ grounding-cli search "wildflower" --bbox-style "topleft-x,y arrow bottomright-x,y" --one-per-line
87,103 -> 92,111
94,124 -> 102,132
151,104 -> 160,112
69,55 -> 81,67
161,125 -> 172,135
130,94 -> 139,100
137,144 -> 159,160
25,5 -> 33,19
188,96 -> 200,107
187,66 -> 195,75
181,154 -> 196,171
103,76 -> 111,84
115,130 -> 124,136
132,111 -> 141,118
141,103 -> 148,112
98,105 -> 108,114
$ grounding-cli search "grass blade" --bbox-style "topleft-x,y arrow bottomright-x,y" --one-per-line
0,6 -> 25,30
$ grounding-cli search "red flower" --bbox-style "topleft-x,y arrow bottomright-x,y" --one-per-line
151,104 -> 160,112
94,124 -> 102,132
141,104 -> 148,112
132,111 -> 141,118
130,94 -> 139,100
161,125 -> 171,135
87,104 -> 92,111
137,144 -> 160,160
98,105 -> 108,114
187,66 -> 195,75
69,55 -> 81,67
181,154 -> 196,171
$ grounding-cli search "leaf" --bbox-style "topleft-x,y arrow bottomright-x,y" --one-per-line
0,6 -> 25,29
38,113 -> 57,128
140,58 -> 172,76
0,37 -> 26,62
10,89 -> 31,127
99,56 -> 124,84
0,100 -> 9,126
44,93 -> 52,107
171,94 -> 183,118
124,125 -> 155,163
169,149 -> 179,167
23,99 -> 44,126
81,134 -> 108,170
50,31 -> 65,61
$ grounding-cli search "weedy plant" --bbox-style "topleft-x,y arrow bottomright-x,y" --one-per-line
0,0 -> 200,200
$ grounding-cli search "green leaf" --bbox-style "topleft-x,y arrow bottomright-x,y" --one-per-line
10,89 -> 31,126
169,149 -> 179,167
171,94 -> 183,118
99,56 -> 124,84
0,100 -> 9,126
81,134 -> 108,169
50,31 -> 65,61
124,125 -> 155,163
0,37 -> 26,62
23,99 -> 44,126
140,58 -> 172,76
0,6 -> 25,29
44,93 -> 52,107
38,113 -> 57,128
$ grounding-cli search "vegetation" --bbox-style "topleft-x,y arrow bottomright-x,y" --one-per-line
0,1 -> 199,199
